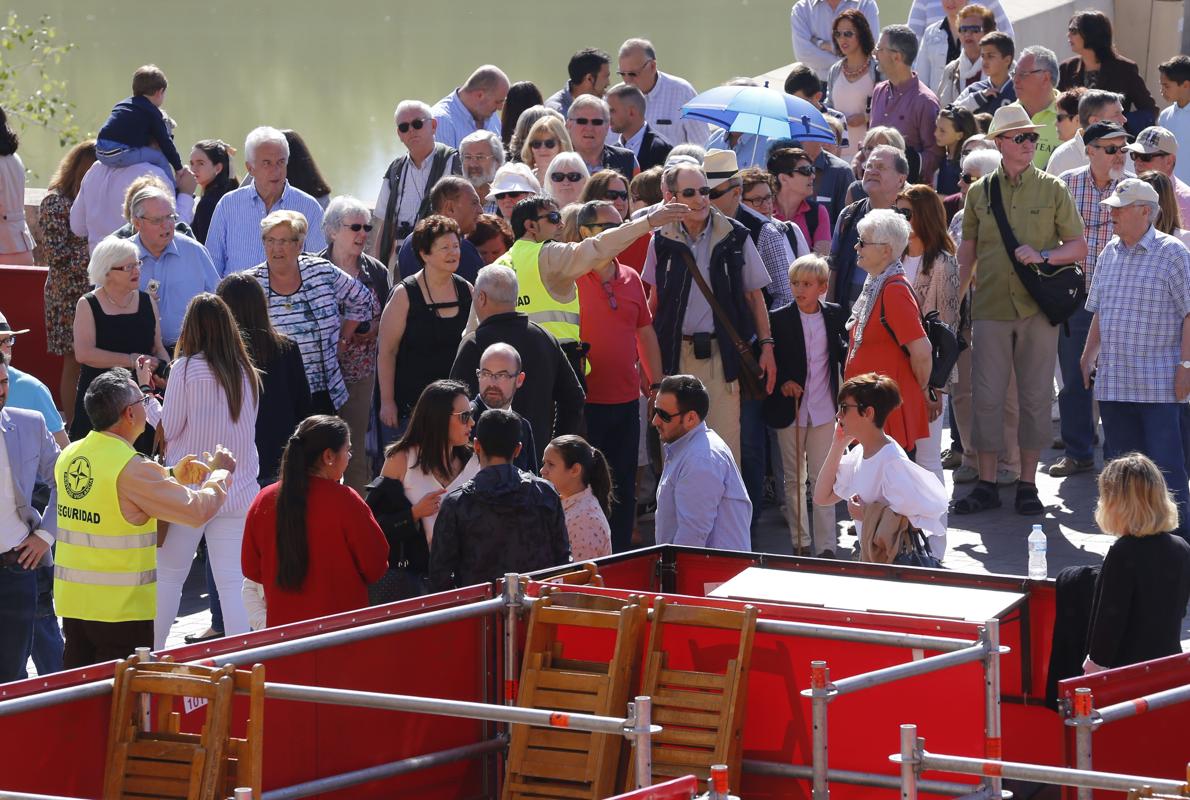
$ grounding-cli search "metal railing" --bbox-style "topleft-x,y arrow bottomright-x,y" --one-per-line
892,723 -> 1190,798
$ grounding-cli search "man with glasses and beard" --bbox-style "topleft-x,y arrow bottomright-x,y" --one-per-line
469,343 -> 539,475
458,130 -> 504,213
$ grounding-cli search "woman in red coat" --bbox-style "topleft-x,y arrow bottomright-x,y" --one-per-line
241,415 -> 388,628
843,209 -> 932,455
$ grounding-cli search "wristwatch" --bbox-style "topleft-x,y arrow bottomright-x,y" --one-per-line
1039,249 -> 1052,264
1179,361 -> 1190,369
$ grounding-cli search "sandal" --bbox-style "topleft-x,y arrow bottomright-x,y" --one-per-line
952,482 -> 1001,514
1014,482 -> 1045,516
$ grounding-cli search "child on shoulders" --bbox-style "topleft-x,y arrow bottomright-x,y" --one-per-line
95,64 -> 182,186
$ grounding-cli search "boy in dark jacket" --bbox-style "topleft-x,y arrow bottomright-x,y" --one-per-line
429,408 -> 570,589
95,64 -> 183,185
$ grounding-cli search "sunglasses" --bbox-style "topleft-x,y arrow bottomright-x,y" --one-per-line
961,172 -> 978,184
585,221 -> 622,233
496,191 -> 531,200
1089,144 -> 1126,155
571,117 -> 606,127
652,406 -> 680,423
894,206 -> 913,222
617,59 -> 654,79
998,131 -> 1041,145
677,186 -> 712,198
341,223 -> 374,232
451,409 -> 473,424
786,165 -> 816,178
708,183 -> 739,200
957,24 -> 985,33
600,280 -> 619,310
1133,152 -> 1163,162
110,259 -> 144,272
604,189 -> 629,201
530,138 -> 558,149
536,210 -> 563,224
1056,113 -> 1073,123
397,118 -> 429,133
833,29 -> 856,38
551,171 -> 584,183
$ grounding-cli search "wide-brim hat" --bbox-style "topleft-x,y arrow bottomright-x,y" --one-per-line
704,149 -> 740,189
0,311 -> 29,336
489,167 -> 541,196
986,104 -> 1045,138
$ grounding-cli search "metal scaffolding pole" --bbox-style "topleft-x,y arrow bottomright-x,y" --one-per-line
502,574 -> 523,708
743,759 -> 986,796
1095,682 -> 1190,725
980,620 -> 1002,800
809,660 -> 832,800
1066,687 -> 1095,800
831,643 -> 991,696
900,724 -> 919,800
630,695 -> 654,789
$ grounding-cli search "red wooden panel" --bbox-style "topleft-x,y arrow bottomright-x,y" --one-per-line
1,264 -> 63,403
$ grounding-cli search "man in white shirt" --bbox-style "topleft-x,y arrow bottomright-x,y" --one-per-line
790,0 -> 880,79
69,158 -> 197,252
1046,90 -> 1126,177
1157,56 -> 1190,186
614,38 -> 708,147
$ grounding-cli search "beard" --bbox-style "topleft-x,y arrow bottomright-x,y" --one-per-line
467,168 -> 496,189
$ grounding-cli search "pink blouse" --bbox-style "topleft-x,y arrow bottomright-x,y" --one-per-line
560,487 -> 612,562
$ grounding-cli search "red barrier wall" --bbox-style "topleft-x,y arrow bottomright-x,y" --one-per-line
1,264 -> 63,403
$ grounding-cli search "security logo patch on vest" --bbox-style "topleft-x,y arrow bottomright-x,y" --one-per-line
63,456 -> 94,500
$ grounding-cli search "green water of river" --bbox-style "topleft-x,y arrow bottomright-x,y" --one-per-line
7,0 -> 909,198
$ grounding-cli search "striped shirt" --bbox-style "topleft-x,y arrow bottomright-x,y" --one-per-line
639,71 -> 709,147
754,218 -> 798,309
162,355 -> 260,512
244,255 -> 374,410
1086,226 -> 1190,403
1059,166 -> 1122,288
431,89 -> 502,150
205,182 -> 328,276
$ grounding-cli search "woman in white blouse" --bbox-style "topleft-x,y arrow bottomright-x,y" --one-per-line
815,372 -> 949,560
0,107 -> 35,265
540,435 -> 613,561
824,10 -> 880,161
153,293 -> 261,648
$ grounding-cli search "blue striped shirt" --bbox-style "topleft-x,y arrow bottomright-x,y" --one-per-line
431,89 -> 501,150
244,254 -> 373,410
206,182 -> 327,276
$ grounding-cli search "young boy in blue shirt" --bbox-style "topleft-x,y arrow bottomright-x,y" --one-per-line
95,64 -> 182,186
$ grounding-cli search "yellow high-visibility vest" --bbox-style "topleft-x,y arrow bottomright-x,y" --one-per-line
54,432 -> 158,622
497,239 -> 582,344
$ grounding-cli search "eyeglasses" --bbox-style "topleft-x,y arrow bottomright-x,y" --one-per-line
836,402 -> 865,417
604,189 -> 629,201
570,117 -> 606,127
584,221 -> 622,233
708,182 -> 740,200
1133,152 -> 1164,162
833,29 -> 856,39
960,172 -> 978,184
1015,68 -> 1049,78
617,59 -> 655,79
652,406 -> 679,423
998,131 -> 1041,145
451,409 -> 474,424
536,210 -> 563,224
124,394 -> 154,412
476,369 -> 516,382
894,206 -> 913,222
1067,25 -> 1081,33
743,191 -> 774,205
855,239 -> 885,249
462,153 -> 494,162
138,212 -> 180,226
110,259 -> 144,272
397,118 -> 429,133
341,222 -> 374,232
551,171 -> 584,183
263,236 -> 301,246
0,336 -> 15,348
530,138 -> 558,149
957,24 -> 985,33
1056,113 -> 1074,123
601,280 -> 619,310
1089,144 -> 1126,155
677,186 -> 712,199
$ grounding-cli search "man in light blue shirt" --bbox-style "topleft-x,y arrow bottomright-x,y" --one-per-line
128,186 -> 219,346
432,65 -> 510,150
652,375 -> 752,551
205,126 -> 327,276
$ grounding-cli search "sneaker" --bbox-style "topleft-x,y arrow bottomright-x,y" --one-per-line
1047,456 -> 1094,477
817,548 -> 836,559
996,469 -> 1020,486
953,465 -> 979,483
941,449 -> 962,469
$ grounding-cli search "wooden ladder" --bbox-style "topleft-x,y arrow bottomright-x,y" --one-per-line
503,589 -> 646,800
626,598 -> 758,792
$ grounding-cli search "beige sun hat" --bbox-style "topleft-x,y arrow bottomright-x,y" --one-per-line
986,104 -> 1045,138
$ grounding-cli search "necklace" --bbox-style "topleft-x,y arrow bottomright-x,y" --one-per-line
842,58 -> 869,81
101,286 -> 137,311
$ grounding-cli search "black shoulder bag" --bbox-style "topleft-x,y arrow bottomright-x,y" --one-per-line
878,277 -> 961,391
987,177 -> 1086,326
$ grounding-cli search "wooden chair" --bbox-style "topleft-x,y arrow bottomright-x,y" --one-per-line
626,598 -> 759,792
543,562 -> 604,587
503,591 -> 647,800
103,657 -> 265,800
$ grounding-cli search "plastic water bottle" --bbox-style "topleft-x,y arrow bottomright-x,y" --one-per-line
1027,524 -> 1048,579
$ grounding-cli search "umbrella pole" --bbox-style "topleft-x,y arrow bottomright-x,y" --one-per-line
749,133 -> 760,166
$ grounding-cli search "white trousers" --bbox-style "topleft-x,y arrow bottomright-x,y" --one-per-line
154,508 -> 249,650
914,411 -> 948,559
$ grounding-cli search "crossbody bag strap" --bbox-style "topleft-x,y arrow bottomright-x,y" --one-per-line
988,177 -> 1025,267
677,246 -> 751,357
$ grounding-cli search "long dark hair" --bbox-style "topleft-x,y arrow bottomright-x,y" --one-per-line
192,138 -> 239,195
1070,11 -> 1118,64
281,129 -> 332,199
0,107 -> 17,156
174,294 -> 261,421
548,435 -> 614,518
898,184 -> 955,277
833,9 -> 876,58
501,81 -> 544,149
386,380 -> 473,484
216,272 -> 292,366
275,415 -> 348,590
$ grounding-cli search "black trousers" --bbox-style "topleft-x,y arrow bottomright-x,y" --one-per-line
62,617 -> 153,669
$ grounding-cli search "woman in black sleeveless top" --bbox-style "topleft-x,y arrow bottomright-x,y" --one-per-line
70,237 -> 169,451
377,216 -> 473,439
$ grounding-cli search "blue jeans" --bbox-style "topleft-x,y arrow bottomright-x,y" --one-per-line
585,400 -> 641,552
29,564 -> 63,675
740,397 -> 767,529
1100,401 -> 1190,539
95,138 -> 176,185
1057,307 -> 1095,460
0,561 -> 38,682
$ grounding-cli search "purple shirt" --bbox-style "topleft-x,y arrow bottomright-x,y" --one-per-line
870,75 -> 941,181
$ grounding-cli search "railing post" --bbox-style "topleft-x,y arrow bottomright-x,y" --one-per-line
980,620 -> 1002,800
900,724 -> 919,800
1070,687 -> 1096,800
630,695 -> 654,789
502,574 -> 523,708
134,646 -> 152,732
809,660 -> 834,800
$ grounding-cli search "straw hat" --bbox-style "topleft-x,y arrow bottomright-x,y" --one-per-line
986,105 -> 1045,138
704,149 -> 740,189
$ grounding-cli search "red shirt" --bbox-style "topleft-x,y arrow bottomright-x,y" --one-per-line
577,261 -> 653,404
241,478 -> 389,628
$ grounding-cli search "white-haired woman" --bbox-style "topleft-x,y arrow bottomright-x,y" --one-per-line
318,196 -> 389,493
245,210 -> 374,418
544,151 -> 589,208
842,209 -> 931,457
70,236 -> 169,447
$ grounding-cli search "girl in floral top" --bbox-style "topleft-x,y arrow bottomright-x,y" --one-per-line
540,435 -> 613,561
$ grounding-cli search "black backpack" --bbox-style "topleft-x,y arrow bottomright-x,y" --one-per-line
879,277 -> 961,390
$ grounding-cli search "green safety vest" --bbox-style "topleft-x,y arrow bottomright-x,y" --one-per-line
496,239 -> 582,344
54,432 -> 158,622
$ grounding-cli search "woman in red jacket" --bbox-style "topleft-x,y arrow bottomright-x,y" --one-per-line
241,415 -> 388,628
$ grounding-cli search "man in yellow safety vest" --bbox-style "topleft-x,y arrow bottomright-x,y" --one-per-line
55,367 -> 235,668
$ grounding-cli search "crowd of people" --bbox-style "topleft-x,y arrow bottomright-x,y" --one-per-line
1,11 -> 1189,684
